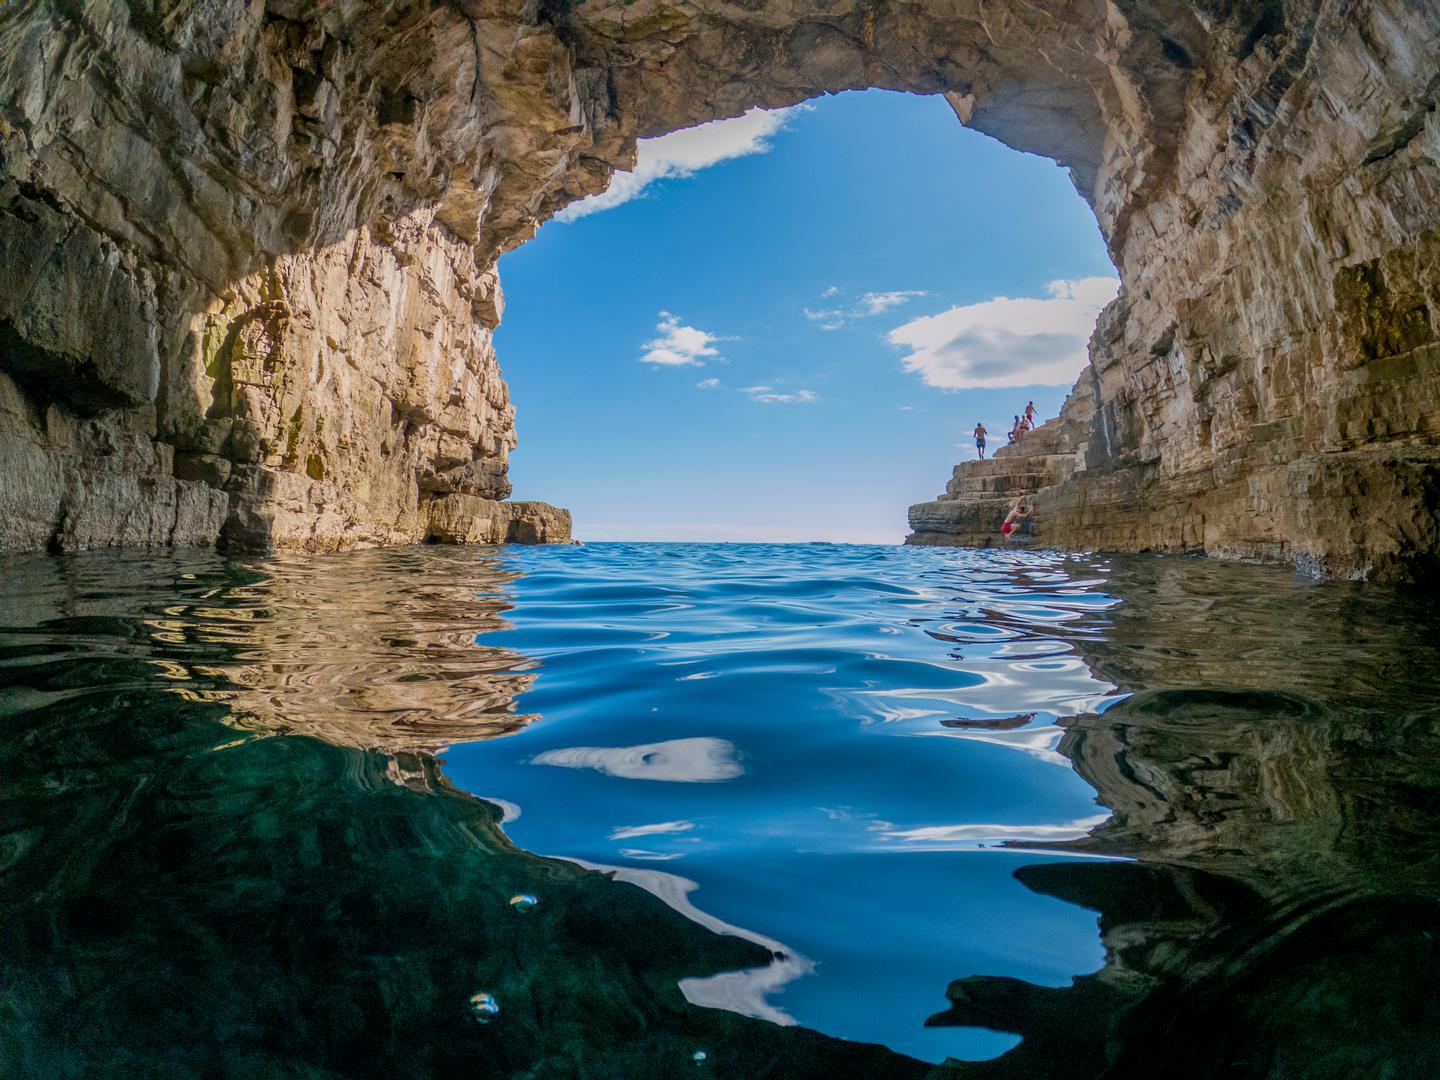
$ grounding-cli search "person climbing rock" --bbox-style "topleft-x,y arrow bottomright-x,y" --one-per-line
1002,499 -> 1032,540
973,421 -> 987,459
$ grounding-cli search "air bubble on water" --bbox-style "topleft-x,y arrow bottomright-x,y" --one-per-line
692,1050 -> 707,1063
469,992 -> 499,1022
508,893 -> 538,913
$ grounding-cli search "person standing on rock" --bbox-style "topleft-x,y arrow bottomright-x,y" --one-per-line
1024,400 -> 1037,427
973,421 -> 988,459
1002,499 -> 1032,540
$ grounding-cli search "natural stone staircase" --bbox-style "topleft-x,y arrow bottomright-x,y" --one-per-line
906,419 -> 1082,548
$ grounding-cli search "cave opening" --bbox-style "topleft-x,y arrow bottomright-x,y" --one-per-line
1,1 -> 1435,578
495,88 -> 1116,545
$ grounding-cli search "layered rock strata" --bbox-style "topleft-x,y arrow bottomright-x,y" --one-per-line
0,2 -> 571,551
1,2 -> 1438,571
904,6 -> 1440,580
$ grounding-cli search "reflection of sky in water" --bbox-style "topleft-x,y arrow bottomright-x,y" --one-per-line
446,543 -> 1122,1065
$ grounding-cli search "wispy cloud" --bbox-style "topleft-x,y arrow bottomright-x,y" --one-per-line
801,307 -> 845,331
857,290 -> 927,316
696,377 -> 721,389
641,312 -> 721,367
804,288 -> 928,330
743,385 -> 817,405
888,276 -> 1119,389
558,107 -> 801,220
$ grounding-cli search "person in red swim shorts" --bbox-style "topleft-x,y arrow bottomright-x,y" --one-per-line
1002,500 -> 1032,539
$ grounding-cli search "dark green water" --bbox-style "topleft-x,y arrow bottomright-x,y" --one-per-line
2,543 -> 1438,1078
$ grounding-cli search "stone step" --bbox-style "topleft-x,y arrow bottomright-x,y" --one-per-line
947,472 -> 1052,495
950,452 -> 1077,477
913,416 -> 1082,543
940,450 -> 1080,502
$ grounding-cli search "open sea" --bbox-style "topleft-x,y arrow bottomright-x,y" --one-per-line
3,542 -> 1438,1078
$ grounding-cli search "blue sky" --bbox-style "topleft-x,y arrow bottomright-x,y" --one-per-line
496,90 -> 1116,543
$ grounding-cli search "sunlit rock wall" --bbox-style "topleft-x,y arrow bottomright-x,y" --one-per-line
905,3 -> 1440,579
0,1 -> 568,551
2,2 -> 1437,571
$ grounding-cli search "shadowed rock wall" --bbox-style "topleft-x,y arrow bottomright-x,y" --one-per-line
2,2 -> 1437,569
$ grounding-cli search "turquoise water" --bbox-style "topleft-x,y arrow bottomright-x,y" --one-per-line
447,544 -> 1118,1063
3,542 -> 1439,1077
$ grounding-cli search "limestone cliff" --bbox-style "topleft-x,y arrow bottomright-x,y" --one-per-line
1,2 -> 1437,572
0,0 -> 574,551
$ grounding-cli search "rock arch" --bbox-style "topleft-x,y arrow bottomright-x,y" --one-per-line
1,1 -> 1436,576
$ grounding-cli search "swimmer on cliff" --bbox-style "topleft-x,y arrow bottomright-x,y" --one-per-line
1002,500 -> 1031,540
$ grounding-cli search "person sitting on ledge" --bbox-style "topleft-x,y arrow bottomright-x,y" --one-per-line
1002,499 -> 1032,540
1008,414 -> 1022,442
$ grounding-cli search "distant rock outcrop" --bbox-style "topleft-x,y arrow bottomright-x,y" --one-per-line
1,2 -> 1437,570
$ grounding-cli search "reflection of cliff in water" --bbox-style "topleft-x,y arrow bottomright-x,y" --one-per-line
6,547 -> 540,753
934,558 -> 1440,1078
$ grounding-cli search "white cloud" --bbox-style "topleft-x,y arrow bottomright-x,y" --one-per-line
642,312 -> 720,366
857,290 -> 927,316
888,276 -> 1120,389
804,288 -> 927,330
743,385 -> 816,405
802,307 -> 845,331
696,377 -> 721,389
557,107 -> 800,220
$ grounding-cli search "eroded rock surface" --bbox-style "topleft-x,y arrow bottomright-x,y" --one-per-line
1,2 -> 1437,569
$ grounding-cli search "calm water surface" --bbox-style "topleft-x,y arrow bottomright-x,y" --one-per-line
3,542 -> 1439,1078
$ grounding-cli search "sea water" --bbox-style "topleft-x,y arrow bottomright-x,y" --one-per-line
3,543 -> 1438,1077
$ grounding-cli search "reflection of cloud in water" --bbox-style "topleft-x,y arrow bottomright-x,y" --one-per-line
917,725 -> 1073,767
611,820 -> 697,840
533,738 -> 742,782
565,857 -> 812,1026
879,814 -> 1110,849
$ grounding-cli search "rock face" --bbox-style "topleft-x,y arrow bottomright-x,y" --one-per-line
1,3 -> 1437,570
0,1 -> 570,551
896,5 -> 1440,579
